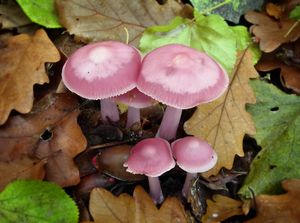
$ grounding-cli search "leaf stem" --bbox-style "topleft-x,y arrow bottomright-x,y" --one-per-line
284,19 -> 300,38
123,26 -> 129,44
199,0 -> 232,15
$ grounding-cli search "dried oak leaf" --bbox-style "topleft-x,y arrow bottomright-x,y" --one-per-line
245,11 -> 300,52
0,0 -> 31,28
184,49 -> 257,176
55,0 -> 183,46
85,186 -> 187,223
0,93 -> 87,187
256,52 -> 300,94
0,29 -> 60,125
202,195 -> 244,223
0,156 -> 45,191
246,179 -> 300,223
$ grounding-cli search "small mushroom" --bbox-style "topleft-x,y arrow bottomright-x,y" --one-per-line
124,138 -> 175,204
114,88 -> 156,128
137,44 -> 229,140
171,136 -> 217,197
62,41 -> 141,122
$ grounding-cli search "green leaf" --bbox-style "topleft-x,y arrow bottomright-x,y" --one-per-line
230,26 -> 261,64
190,0 -> 264,23
139,14 -> 237,73
239,80 -> 300,199
0,180 -> 78,223
16,0 -> 62,28
289,5 -> 300,20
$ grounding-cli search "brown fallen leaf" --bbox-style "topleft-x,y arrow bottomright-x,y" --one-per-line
0,29 -> 60,125
245,10 -> 300,52
0,93 -> 87,187
0,156 -> 45,191
265,3 -> 284,20
246,179 -> 300,223
256,51 -> 300,94
55,0 -> 183,46
0,1 -> 31,28
87,186 -> 187,223
202,195 -> 244,223
184,49 -> 257,176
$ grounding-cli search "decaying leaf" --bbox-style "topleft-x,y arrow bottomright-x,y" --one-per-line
184,49 -> 257,176
87,186 -> 187,223
202,195 -> 244,223
0,29 -> 60,125
256,51 -> 300,94
0,93 -> 87,188
0,156 -> 45,191
0,0 -> 31,28
246,179 -> 300,223
245,10 -> 300,52
55,0 -> 183,46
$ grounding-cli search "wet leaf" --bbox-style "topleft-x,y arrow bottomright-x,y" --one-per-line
191,0 -> 264,24
0,93 -> 87,188
239,80 -> 300,198
55,0 -> 182,46
246,179 -> 300,223
16,0 -> 62,28
202,195 -> 244,223
245,10 -> 300,52
0,1 -> 31,28
0,29 -> 60,125
184,49 -> 257,176
88,186 -> 187,223
0,180 -> 78,223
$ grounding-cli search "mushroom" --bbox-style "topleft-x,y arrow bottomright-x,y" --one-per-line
62,41 -> 141,122
137,44 -> 229,140
171,136 -> 217,197
114,88 -> 156,128
124,138 -> 175,204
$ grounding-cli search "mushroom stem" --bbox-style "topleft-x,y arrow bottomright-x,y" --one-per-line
182,172 -> 197,197
148,176 -> 164,204
156,106 -> 182,140
100,99 -> 120,122
126,106 -> 140,128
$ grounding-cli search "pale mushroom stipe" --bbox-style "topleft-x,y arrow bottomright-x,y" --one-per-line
171,136 -> 217,197
124,138 -> 175,204
114,88 -> 156,128
62,41 -> 141,122
137,44 -> 229,140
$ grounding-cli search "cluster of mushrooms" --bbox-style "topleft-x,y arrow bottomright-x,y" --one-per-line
62,41 -> 229,204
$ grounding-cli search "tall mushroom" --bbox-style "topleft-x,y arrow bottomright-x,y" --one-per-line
124,138 -> 175,204
137,44 -> 229,140
114,88 -> 156,128
171,136 -> 217,197
62,41 -> 141,122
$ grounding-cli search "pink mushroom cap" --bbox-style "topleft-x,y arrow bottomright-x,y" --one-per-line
124,138 -> 175,177
114,88 -> 156,108
62,41 -> 141,99
137,44 -> 229,109
171,136 -> 217,173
